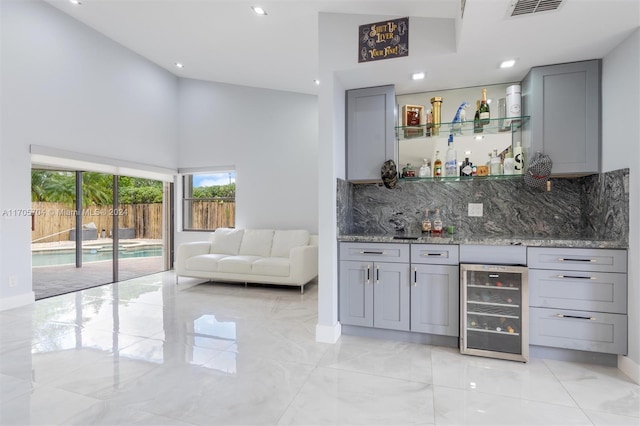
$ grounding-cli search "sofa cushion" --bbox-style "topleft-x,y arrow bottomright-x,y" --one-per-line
185,254 -> 229,272
210,228 -> 244,255
270,230 -> 310,258
238,230 -> 274,257
218,256 -> 262,274
252,258 -> 290,277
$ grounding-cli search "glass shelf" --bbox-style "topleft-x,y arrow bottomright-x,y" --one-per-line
396,116 -> 529,141
399,174 -> 524,182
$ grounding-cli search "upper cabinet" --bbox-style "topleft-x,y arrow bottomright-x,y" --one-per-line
522,60 -> 601,176
346,85 -> 396,182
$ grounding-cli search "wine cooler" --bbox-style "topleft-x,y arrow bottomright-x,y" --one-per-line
460,263 -> 529,362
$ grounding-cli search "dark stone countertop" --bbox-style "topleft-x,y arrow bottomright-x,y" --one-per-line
337,233 -> 628,250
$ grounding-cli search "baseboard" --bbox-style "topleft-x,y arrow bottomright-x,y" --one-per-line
342,325 -> 458,348
618,355 -> 640,384
316,322 -> 342,343
0,291 -> 35,311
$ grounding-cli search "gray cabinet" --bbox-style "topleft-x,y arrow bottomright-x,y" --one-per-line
339,243 -> 410,331
346,85 -> 396,181
410,244 -> 459,336
527,247 -> 628,355
522,60 -> 601,175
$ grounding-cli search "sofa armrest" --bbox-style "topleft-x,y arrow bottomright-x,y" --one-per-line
289,244 -> 318,284
176,241 -> 211,274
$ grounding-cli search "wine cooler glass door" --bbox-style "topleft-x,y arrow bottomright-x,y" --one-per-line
461,264 -> 528,362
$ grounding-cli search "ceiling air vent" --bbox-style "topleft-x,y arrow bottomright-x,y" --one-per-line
508,0 -> 564,17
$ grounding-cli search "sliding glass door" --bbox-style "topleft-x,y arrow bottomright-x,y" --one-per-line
31,169 -> 172,299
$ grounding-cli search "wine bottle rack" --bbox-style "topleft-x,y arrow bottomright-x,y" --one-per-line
460,264 -> 529,362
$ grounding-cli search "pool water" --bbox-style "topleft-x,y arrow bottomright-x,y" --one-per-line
32,246 -> 163,267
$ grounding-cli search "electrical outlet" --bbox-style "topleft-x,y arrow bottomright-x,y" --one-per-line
468,203 -> 483,217
8,276 -> 17,288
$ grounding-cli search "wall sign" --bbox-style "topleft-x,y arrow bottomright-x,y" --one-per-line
358,17 -> 409,63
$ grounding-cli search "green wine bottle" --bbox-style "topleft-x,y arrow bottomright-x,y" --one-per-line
473,100 -> 483,133
479,88 -> 490,126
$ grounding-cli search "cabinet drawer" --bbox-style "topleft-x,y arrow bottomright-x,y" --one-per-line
527,247 -> 627,273
340,242 -> 409,262
530,307 -> 627,355
411,244 -> 459,265
529,269 -> 627,314
459,244 -> 526,265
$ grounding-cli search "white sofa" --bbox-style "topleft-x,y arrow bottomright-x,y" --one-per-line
176,228 -> 318,293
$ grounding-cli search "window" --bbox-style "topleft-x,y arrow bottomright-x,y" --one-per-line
182,171 -> 235,231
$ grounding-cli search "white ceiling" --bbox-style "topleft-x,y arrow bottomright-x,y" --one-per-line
44,0 -> 639,95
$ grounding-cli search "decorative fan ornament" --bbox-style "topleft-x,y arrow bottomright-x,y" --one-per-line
524,152 -> 552,190
381,159 -> 398,189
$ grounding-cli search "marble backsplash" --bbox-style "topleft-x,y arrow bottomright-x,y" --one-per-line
337,168 -> 629,244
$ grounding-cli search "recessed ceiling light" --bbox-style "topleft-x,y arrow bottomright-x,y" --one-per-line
411,72 -> 425,80
175,62 -> 184,69
69,0 -> 82,5
313,79 -> 320,86
251,6 -> 267,15
499,59 -> 517,68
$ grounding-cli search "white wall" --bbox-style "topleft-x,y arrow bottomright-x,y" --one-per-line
315,12 -> 457,343
0,0 -> 178,309
176,78 -> 319,240
602,28 -> 640,380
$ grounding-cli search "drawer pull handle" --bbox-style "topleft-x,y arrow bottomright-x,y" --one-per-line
557,275 -> 596,280
376,265 -> 380,285
556,314 -> 596,321
366,265 -> 370,284
423,252 -> 445,257
557,258 -> 596,263
362,251 -> 385,255
413,267 -> 417,287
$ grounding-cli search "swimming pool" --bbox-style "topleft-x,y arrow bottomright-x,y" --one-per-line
32,245 -> 163,267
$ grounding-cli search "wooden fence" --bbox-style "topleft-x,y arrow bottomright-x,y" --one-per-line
31,201 -> 236,243
188,200 -> 236,231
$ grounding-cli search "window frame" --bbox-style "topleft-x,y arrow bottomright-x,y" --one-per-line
181,170 -> 236,232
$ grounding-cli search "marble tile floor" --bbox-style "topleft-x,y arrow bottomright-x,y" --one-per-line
0,272 -> 638,426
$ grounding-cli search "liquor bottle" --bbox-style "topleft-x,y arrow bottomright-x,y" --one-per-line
503,149 -> 516,175
418,159 -> 431,177
460,157 -> 473,177
513,141 -> 524,174
490,149 -> 502,175
421,209 -> 432,233
445,134 -> 458,177
432,208 -> 443,234
433,150 -> 442,177
473,100 -> 483,133
479,88 -> 490,126
426,109 -> 433,136
402,163 -> 415,178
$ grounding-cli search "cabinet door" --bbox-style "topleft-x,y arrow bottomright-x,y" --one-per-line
411,264 -> 459,336
339,261 -> 373,327
346,85 -> 396,181
522,60 -> 600,175
373,262 -> 410,331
